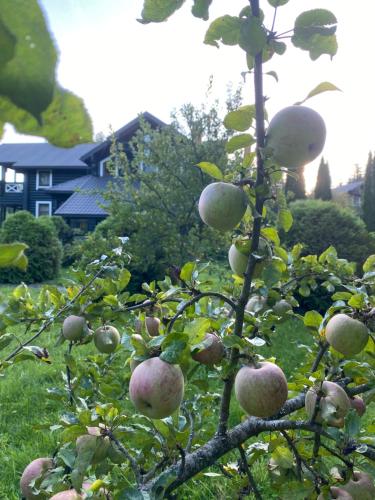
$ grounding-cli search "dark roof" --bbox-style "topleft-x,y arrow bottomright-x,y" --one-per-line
332,180 -> 363,195
81,111 -> 167,161
0,143 -> 95,168
47,174 -> 103,193
53,175 -> 110,217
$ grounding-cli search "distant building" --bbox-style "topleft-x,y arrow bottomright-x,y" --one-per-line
332,179 -> 363,211
0,112 -> 165,232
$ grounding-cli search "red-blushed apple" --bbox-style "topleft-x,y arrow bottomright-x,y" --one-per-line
325,314 -> 369,357
341,470 -> 375,500
317,486 -> 354,499
62,315 -> 86,342
129,357 -> 184,419
20,457 -> 53,499
350,396 -> 366,417
145,316 -> 160,337
305,381 -> 351,428
191,333 -> 224,365
234,361 -> 288,417
265,105 -> 326,168
50,482 -> 103,500
198,182 -> 247,231
93,325 -> 120,354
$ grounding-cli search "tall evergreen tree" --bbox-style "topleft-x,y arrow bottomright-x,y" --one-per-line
314,157 -> 332,200
285,165 -> 306,200
362,152 -> 375,231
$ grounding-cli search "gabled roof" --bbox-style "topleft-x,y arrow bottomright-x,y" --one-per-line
332,179 -> 363,194
53,175 -> 110,217
47,174 -> 103,193
81,111 -> 167,161
0,143 -> 95,168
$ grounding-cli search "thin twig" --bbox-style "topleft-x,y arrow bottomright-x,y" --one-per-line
238,445 -> 263,500
106,430 -> 142,485
320,443 -> 353,468
66,342 -> 74,406
310,342 -> 329,374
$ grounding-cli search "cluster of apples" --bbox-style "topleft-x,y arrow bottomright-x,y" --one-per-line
198,104 -> 326,276
62,315 -> 121,354
20,454 -> 107,499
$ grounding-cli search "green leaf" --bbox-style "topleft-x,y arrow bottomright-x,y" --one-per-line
363,254 -> 375,273
295,81 -> 341,105
267,0 -> 289,6
0,0 -> 57,119
0,333 -> 13,350
118,488 -> 150,500
344,409 -> 361,439
204,15 -> 241,48
117,269 -> 131,291
0,86 -> 93,147
278,208 -> 293,232
261,227 -> 280,246
0,16 -> 16,71
191,0 -> 212,20
195,162 -> 223,180
139,0 -> 185,23
303,310 -> 323,328
292,9 -> 338,60
0,243 -> 28,270
348,293 -> 366,309
180,261 -> 195,282
271,446 -> 294,468
223,105 -> 255,132
239,16 -> 267,56
331,291 -> 352,301
225,133 -> 254,153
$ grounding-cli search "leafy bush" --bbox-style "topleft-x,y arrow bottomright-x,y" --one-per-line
284,200 -> 375,267
38,215 -> 73,245
0,211 -> 62,283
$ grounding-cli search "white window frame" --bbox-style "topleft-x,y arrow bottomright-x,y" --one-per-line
99,156 -> 110,177
36,170 -> 52,189
35,200 -> 52,217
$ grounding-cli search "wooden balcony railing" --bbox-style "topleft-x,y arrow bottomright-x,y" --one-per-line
5,182 -> 24,193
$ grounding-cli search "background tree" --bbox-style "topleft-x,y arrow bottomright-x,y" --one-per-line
362,151 -> 375,231
285,165 -> 306,200
314,157 -> 332,200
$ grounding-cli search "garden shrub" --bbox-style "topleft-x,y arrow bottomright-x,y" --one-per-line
284,200 -> 375,267
0,211 -> 62,283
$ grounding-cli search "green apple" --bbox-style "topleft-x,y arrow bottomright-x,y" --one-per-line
325,314 -> 369,357
62,315 -> 86,342
93,325 -> 120,354
198,182 -> 247,231
145,316 -> 160,337
266,105 -> 326,168
245,295 -> 268,314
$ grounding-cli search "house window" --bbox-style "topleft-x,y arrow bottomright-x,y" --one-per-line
36,170 -> 52,189
4,168 -> 24,183
36,201 -> 52,217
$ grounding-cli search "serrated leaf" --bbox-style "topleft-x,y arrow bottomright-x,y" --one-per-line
117,269 -> 131,291
303,310 -> 323,328
0,0 -> 57,119
140,0 -> 185,23
277,208 -> 293,232
261,227 -> 280,246
0,243 -> 28,270
224,105 -> 255,132
204,15 -> 241,48
191,0 -> 212,20
195,162 -> 223,180
295,81 -> 341,105
180,261 -> 195,282
239,16 -> 267,56
225,134 -> 254,153
348,293 -> 366,309
363,254 -> 375,273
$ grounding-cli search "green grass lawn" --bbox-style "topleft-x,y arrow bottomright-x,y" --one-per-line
0,277 -> 373,499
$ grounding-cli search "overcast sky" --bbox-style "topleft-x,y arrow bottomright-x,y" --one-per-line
4,1 -> 375,192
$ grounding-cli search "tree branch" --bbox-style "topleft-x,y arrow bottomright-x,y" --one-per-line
238,445 -> 263,500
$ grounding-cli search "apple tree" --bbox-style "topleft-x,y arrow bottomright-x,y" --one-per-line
0,1 -> 374,499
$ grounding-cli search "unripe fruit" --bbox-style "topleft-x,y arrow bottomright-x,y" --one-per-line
273,299 -> 292,316
234,362 -> 288,417
305,381 -> 351,428
62,315 -> 86,342
192,333 -> 224,365
325,314 -> 369,357
145,316 -> 160,337
341,470 -> 375,500
76,434 -> 110,464
350,396 -> 366,417
228,240 -> 268,277
246,295 -> 268,314
20,457 -> 53,499
198,182 -> 247,231
129,357 -> 184,419
93,325 -> 120,354
317,486 -> 354,500
50,491 -> 82,500
266,105 -> 326,168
